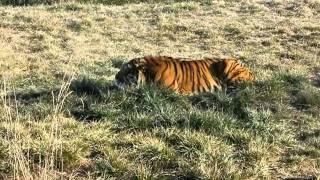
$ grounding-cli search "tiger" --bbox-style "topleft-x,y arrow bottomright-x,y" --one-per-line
115,56 -> 254,95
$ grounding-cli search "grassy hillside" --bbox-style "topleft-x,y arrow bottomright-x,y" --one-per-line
0,0 -> 319,179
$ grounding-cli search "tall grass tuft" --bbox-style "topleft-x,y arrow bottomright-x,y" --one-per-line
1,77 -> 74,179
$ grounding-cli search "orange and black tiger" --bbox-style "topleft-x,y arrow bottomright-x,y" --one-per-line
115,56 -> 254,95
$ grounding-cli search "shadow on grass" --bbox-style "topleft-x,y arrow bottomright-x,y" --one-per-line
66,79 -> 266,132
8,73 -> 319,176
70,78 -> 119,97
9,77 -> 118,102
10,72 -> 315,126
7,77 -> 119,122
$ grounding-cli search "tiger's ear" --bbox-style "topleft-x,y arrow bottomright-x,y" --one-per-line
132,58 -> 147,70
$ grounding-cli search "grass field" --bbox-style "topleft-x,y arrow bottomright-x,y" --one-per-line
0,0 -> 319,179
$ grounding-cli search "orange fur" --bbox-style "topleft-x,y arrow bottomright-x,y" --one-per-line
115,56 -> 254,95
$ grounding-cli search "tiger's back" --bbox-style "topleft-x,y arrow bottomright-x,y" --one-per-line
115,56 -> 254,95
150,57 -> 223,94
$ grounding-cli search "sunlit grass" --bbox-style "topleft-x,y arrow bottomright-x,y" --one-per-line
0,0 -> 319,179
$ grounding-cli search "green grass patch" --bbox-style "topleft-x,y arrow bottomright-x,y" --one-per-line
0,1 -> 319,179
4,70 -> 317,178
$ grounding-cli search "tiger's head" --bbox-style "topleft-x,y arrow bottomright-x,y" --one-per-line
115,58 -> 148,89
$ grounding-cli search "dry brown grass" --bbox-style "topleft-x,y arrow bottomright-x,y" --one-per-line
0,0 -> 319,179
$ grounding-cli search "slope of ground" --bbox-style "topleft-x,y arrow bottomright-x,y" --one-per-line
0,0 -> 319,179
